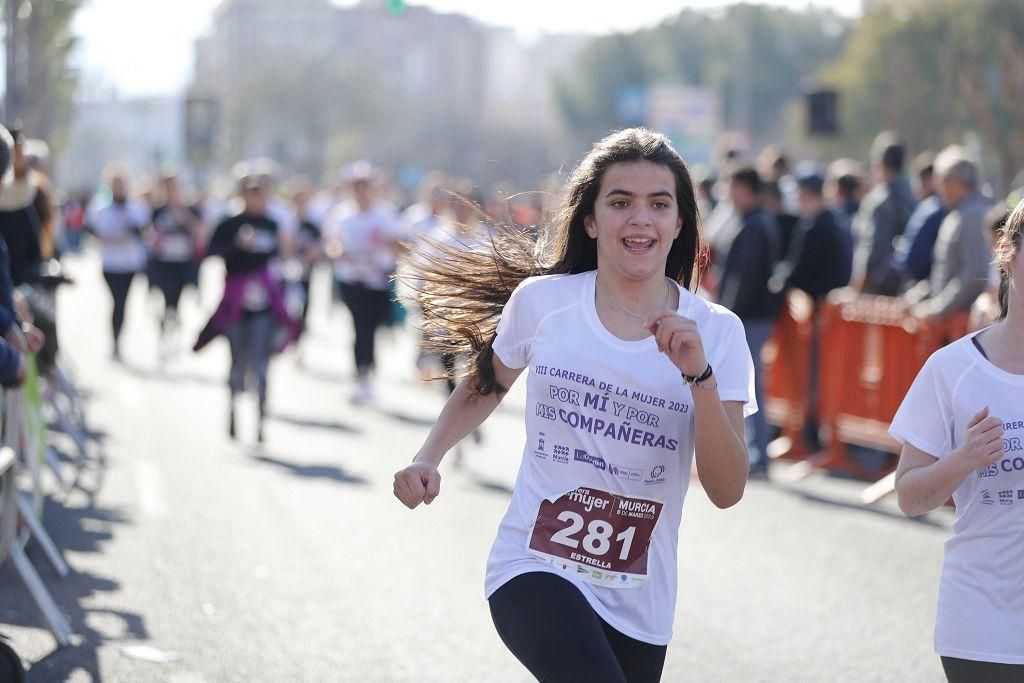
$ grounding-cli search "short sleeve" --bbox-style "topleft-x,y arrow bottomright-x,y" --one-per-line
130,200 -> 152,227
319,205 -> 342,242
382,211 -> 408,240
492,279 -> 537,370
706,311 -> 757,417
888,355 -> 953,459
87,206 -> 111,237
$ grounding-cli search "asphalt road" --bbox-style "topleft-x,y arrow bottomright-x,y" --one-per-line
0,250 -> 952,682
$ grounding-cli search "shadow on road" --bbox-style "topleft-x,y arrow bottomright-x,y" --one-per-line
0,495 -> 146,682
251,453 -> 369,486
774,483 -> 947,529
117,362 -> 225,389
45,421 -> 108,446
267,412 -> 361,434
294,364 -> 350,385
465,472 -> 514,497
375,408 -> 436,428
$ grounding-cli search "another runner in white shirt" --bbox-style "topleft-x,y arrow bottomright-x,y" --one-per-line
87,171 -> 150,360
322,163 -> 407,404
394,128 -> 754,683
890,198 -> 1024,683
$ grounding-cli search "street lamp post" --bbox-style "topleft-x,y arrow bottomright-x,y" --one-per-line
4,0 -> 20,121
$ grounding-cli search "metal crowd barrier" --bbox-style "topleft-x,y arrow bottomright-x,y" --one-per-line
0,353 -> 93,648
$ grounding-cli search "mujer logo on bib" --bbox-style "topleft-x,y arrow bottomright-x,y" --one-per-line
527,486 -> 663,588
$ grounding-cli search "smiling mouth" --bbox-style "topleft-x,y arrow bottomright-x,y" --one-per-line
622,237 -> 656,252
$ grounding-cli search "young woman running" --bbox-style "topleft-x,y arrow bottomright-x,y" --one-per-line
394,128 -> 754,682
147,173 -> 204,352
194,169 -> 300,442
891,198 -> 1024,682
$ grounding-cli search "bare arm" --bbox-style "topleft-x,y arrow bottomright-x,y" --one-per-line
692,393 -> 748,508
648,310 -> 749,508
894,407 -> 1005,517
413,358 -> 523,467
394,355 -> 524,508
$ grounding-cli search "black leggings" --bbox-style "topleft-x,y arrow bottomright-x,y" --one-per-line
337,281 -> 391,374
102,271 -> 135,343
941,656 -> 1024,682
489,572 -> 666,683
151,260 -> 192,313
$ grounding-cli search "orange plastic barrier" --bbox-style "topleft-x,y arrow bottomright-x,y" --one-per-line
762,289 -> 817,459
763,287 -> 968,483
814,289 -> 968,478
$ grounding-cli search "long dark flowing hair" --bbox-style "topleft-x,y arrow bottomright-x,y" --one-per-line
404,128 -> 704,396
996,198 -> 1024,321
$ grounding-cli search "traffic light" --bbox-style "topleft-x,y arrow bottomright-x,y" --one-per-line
806,89 -> 839,136
386,0 -> 406,16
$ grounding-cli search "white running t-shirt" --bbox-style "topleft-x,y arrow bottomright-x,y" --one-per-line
486,271 -> 755,645
322,204 -> 406,290
88,200 -> 150,273
889,330 -> 1024,664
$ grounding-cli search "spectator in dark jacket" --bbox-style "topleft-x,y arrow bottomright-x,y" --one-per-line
718,166 -> 780,476
769,168 -> 853,449
764,180 -> 800,261
0,122 -> 43,287
895,151 -> 947,286
771,169 -> 853,301
0,125 -> 31,388
853,131 -> 916,295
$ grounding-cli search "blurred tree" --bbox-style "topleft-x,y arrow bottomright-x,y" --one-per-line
824,0 -> 1024,192
222,51 -> 400,181
4,0 -> 84,148
553,4 -> 850,152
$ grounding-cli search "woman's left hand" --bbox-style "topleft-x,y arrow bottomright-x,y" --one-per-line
646,310 -> 708,377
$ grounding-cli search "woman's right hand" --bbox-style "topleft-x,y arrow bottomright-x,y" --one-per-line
393,462 -> 441,509
956,407 -> 1005,470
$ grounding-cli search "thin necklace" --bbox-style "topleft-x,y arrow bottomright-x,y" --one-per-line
595,276 -> 673,323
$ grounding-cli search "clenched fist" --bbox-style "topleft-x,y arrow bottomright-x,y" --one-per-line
393,462 -> 442,509
646,311 -> 708,377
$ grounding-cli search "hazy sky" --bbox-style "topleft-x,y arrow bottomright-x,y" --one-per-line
72,0 -> 863,97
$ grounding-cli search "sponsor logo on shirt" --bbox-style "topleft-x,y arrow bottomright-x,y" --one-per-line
573,449 -> 606,471
644,464 -> 667,486
552,445 -> 570,464
533,433 -> 548,460
609,463 -> 643,481
999,490 -> 1015,506
980,489 -> 994,506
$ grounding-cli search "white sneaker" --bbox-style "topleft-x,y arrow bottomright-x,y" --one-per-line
351,380 -> 374,405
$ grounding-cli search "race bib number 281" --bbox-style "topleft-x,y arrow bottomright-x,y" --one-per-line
527,487 -> 663,589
